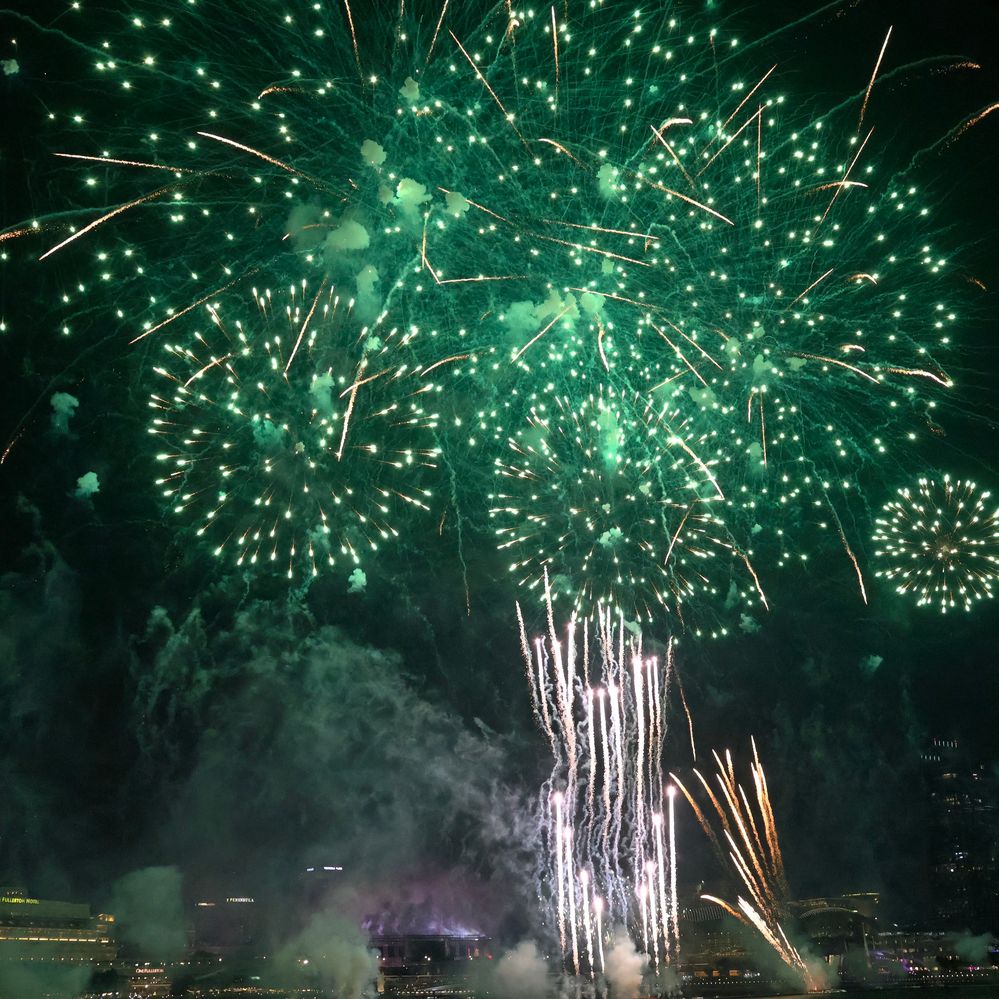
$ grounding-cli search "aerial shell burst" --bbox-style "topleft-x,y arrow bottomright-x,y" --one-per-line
148,281 -> 440,581
490,385 -> 765,626
872,474 -> 999,613
15,0 -> 968,394
2,0 -> 987,615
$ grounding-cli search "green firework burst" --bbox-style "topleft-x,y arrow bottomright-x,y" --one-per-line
872,474 -> 999,613
489,385 -> 763,624
148,281 -> 439,580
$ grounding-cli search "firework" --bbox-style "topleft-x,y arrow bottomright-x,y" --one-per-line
147,281 -> 439,581
872,474 -> 999,612
519,585 -> 679,983
4,0 -> 984,607
671,741 -> 821,990
493,385 -> 765,628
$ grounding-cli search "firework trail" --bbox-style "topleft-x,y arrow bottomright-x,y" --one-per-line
520,580 -> 680,982
672,740 -> 820,990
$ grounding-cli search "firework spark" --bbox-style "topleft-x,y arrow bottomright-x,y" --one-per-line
671,741 -> 820,989
147,282 -> 439,582
5,0 -> 984,609
872,474 -> 999,612
520,584 -> 679,983
491,386 -> 761,630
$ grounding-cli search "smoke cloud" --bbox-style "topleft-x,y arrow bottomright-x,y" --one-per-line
949,930 -> 995,964
107,866 -> 187,961
49,392 -> 79,435
603,928 -> 648,999
273,910 -> 378,998
130,596 -> 535,937
490,939 -> 551,999
0,957 -> 89,999
73,471 -> 99,499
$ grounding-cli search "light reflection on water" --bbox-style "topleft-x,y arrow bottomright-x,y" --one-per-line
749,990 -> 999,999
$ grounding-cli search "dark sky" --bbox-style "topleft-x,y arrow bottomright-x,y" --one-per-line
0,0 -> 998,948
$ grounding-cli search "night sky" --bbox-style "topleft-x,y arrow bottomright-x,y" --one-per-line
1,0 -> 998,958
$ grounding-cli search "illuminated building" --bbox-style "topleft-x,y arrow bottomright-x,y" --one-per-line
923,739 -> 999,931
792,892 -> 879,957
679,889 -> 881,983
677,886 -> 761,981
371,932 -> 489,974
872,928 -> 999,981
371,930 -> 489,996
192,896 -> 259,956
128,963 -> 171,996
0,887 -> 116,965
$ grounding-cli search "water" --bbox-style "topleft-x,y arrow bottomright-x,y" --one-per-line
762,991 -> 999,999
850,992 -> 999,998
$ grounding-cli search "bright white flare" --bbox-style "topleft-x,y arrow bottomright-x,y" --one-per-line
520,579 -> 680,978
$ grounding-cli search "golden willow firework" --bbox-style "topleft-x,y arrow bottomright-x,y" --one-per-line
671,742 -> 820,991
519,586 -> 679,987
148,282 -> 439,581
872,474 -> 999,613
492,385 -> 766,628
3,0 -> 989,607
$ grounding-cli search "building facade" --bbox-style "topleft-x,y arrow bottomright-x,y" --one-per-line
0,887 -> 116,965
923,738 -> 999,932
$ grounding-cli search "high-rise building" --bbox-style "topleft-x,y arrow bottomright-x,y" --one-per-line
192,896 -> 259,956
922,739 -> 999,932
0,887 -> 116,965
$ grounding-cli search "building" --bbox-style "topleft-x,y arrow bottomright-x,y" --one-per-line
677,888 -> 766,982
0,886 -> 116,965
792,892 -> 879,958
873,929 -> 999,978
192,896 -> 259,956
679,888 -> 881,984
923,738 -> 999,931
371,931 -> 489,974
370,930 -> 489,996
128,963 -> 172,996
